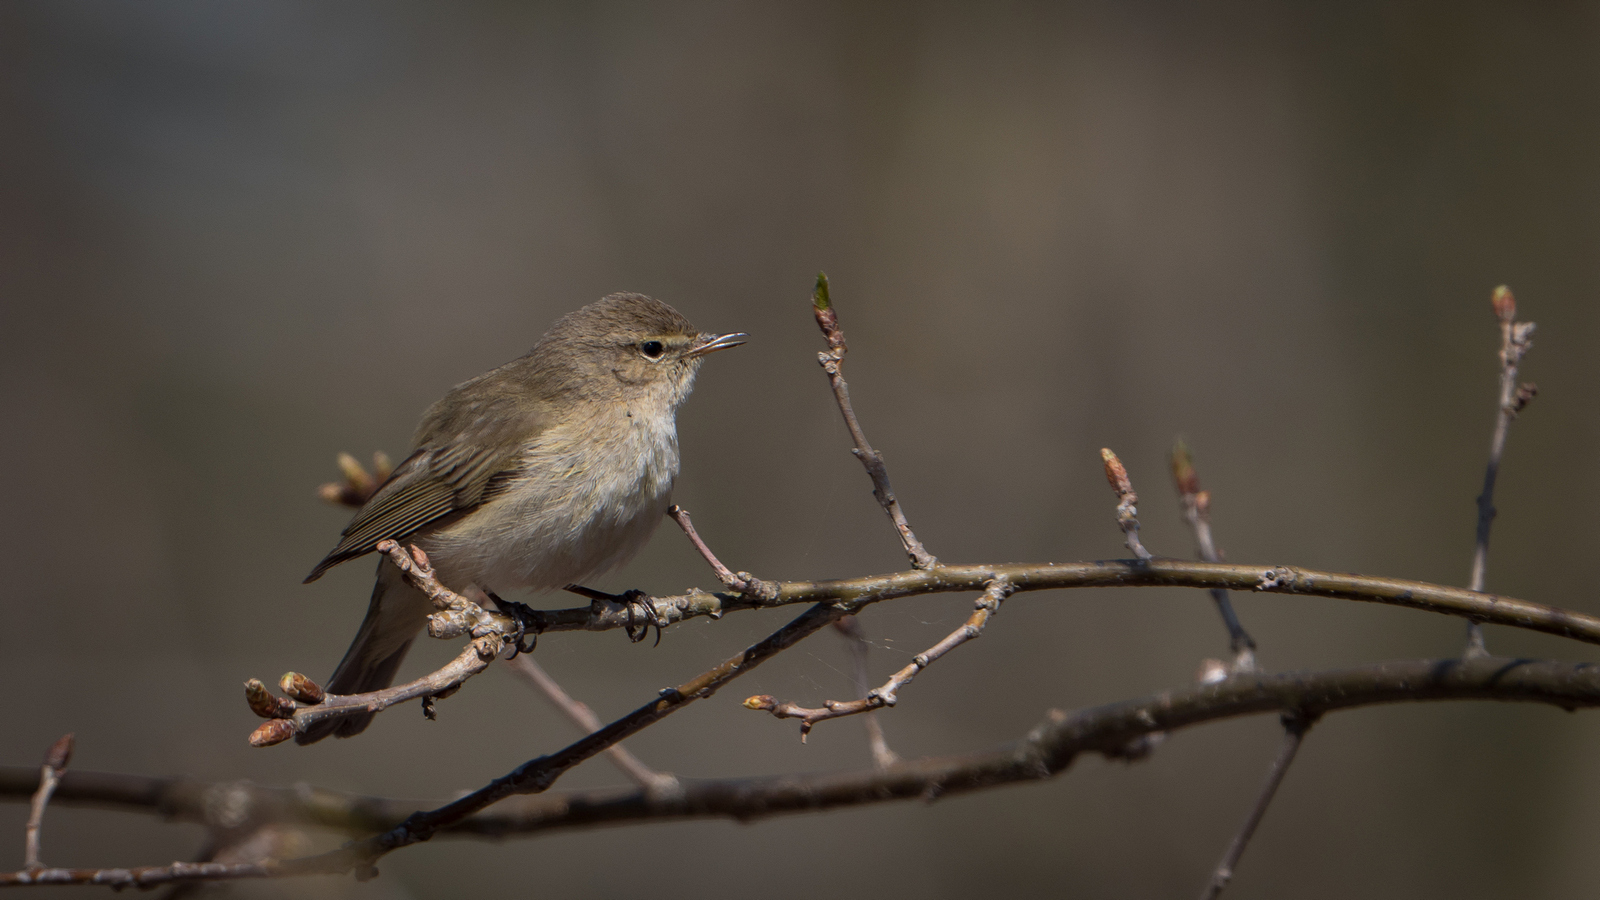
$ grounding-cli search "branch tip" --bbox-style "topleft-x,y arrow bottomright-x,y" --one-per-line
1101,448 -> 1135,499
1491,284 -> 1515,322
1170,440 -> 1199,496
249,720 -> 296,748
279,673 -> 325,705
244,679 -> 296,719
42,735 -> 73,773
812,272 -> 846,352
812,272 -> 831,310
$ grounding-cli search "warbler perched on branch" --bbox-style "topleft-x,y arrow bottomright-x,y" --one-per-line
299,293 -> 745,743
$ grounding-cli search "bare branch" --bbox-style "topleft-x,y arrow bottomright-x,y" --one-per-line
245,541 -> 512,746
502,654 -> 674,791
1198,711 -> 1315,900
265,600 -> 856,878
811,273 -> 938,570
666,504 -> 777,599
747,580 -> 1015,736
1465,285 -> 1537,656
1101,449 -> 1153,560
516,558 -> 1600,649
22,735 -> 72,871
1172,441 -> 1257,671
8,657 -> 1600,889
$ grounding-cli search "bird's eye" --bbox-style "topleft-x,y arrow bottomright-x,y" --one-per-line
640,340 -> 666,359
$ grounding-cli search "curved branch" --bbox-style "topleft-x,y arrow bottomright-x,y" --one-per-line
6,656 -> 1598,868
528,559 -> 1600,648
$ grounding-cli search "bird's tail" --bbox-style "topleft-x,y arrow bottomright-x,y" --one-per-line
295,559 -> 434,745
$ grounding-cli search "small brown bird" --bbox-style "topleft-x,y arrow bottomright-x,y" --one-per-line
300,293 -> 744,743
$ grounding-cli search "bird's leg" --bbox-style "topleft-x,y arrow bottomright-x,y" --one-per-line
563,585 -> 663,645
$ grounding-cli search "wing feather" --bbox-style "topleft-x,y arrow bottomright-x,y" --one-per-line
305,379 -> 547,582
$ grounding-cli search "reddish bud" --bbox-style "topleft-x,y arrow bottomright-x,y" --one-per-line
1101,448 -> 1134,498
1491,285 -> 1515,322
1170,441 -> 1200,496
249,720 -> 296,748
43,734 -> 74,772
244,679 -> 296,719
279,672 -> 325,705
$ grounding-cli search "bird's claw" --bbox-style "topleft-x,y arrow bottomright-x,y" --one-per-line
486,590 -> 541,658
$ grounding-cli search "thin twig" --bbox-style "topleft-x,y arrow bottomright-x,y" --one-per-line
270,600 -> 857,879
666,504 -> 777,599
9,657 -> 1600,887
1101,449 -> 1153,560
748,580 -> 1015,736
22,735 -> 72,871
1198,711 -> 1315,899
811,274 -> 938,570
246,541 -> 511,746
1465,285 -> 1537,657
502,654 -> 675,791
834,616 -> 899,767
1172,442 -> 1257,671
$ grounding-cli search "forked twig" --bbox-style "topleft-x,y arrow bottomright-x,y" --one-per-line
747,580 -> 1015,737
261,600 -> 857,879
1465,285 -> 1537,656
812,274 -> 938,570
244,541 -> 513,747
666,504 -> 777,600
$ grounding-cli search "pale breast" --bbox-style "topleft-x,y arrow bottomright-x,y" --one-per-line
420,404 -> 680,594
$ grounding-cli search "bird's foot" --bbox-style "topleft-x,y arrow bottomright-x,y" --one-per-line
563,584 -> 664,646
485,590 -> 541,657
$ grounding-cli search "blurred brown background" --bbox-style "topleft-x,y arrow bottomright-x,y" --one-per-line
3,2 -> 1599,898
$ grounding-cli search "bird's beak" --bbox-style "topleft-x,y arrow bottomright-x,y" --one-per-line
689,332 -> 748,357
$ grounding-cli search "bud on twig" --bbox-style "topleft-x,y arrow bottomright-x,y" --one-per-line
1170,440 -> 1200,497
1101,448 -> 1136,502
244,679 -> 296,719
248,720 -> 296,748
812,272 -> 846,353
43,734 -> 74,773
279,672 -> 325,705
1491,284 -> 1516,323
